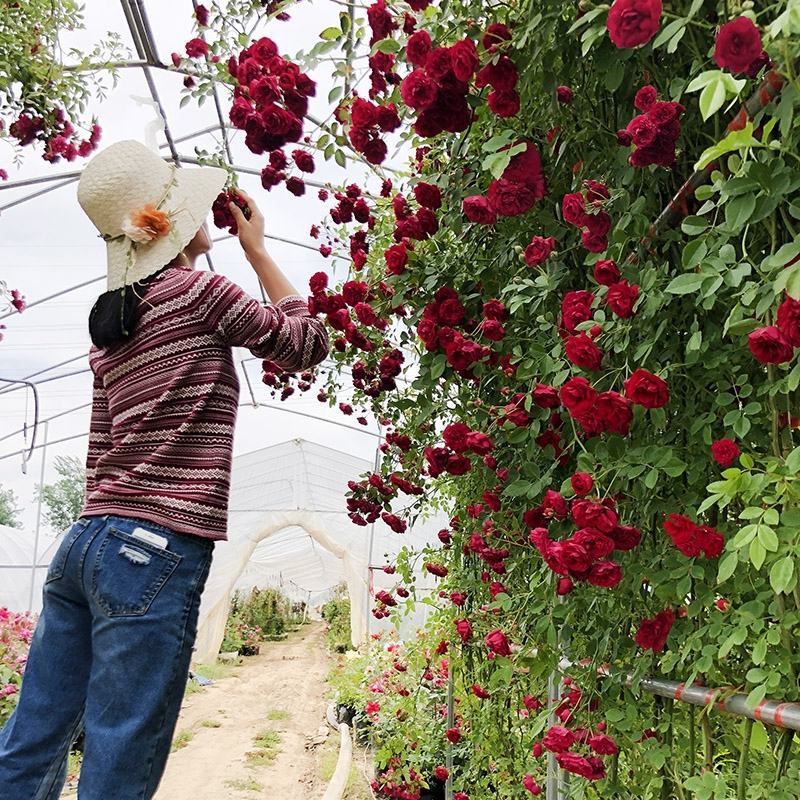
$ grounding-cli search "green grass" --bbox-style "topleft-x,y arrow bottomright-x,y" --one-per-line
199,718 -> 222,728
224,777 -> 264,792
266,708 -> 290,721
245,729 -> 282,767
318,739 -> 372,799
184,680 -> 202,696
171,729 -> 194,752
195,662 -> 237,680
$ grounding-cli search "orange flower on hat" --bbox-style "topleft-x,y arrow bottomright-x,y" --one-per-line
121,203 -> 171,243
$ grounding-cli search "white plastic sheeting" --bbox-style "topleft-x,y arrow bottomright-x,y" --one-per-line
0,524 -> 60,613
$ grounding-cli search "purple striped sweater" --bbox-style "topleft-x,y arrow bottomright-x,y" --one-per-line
80,265 -> 329,540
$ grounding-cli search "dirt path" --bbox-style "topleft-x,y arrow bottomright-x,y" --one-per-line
151,622 -> 332,800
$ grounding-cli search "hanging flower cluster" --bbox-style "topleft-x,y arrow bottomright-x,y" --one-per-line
7,109 -> 101,164
618,85 -> 685,168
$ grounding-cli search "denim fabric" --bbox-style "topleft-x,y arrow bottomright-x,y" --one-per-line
0,514 -> 214,800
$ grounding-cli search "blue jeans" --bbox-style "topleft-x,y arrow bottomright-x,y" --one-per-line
0,514 -> 214,800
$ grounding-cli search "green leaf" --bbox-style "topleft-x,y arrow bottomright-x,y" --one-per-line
757,525 -> 778,552
686,70 -> 724,93
717,552 -> 738,584
334,149 -> 346,168
749,537 -> 766,570
699,76 -> 727,120
371,38 -> 400,54
320,26 -> 341,40
725,193 -> 757,232
694,122 -> 762,171
746,683 -> 768,710
785,445 -> 800,473
752,638 -> 767,666
666,273 -> 705,295
770,556 -> 795,594
504,480 -> 534,497
681,216 -> 709,236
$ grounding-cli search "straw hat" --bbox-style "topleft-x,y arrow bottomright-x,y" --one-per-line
77,140 -> 227,290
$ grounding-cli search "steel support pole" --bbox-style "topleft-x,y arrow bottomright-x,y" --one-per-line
28,420 -> 49,612
364,427 -> 383,640
445,667 -> 454,800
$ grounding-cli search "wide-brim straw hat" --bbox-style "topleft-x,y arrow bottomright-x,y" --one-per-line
77,140 -> 227,291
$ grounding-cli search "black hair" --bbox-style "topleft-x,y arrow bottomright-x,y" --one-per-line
88,264 -> 171,348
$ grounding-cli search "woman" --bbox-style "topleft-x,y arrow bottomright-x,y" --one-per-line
0,140 -> 329,799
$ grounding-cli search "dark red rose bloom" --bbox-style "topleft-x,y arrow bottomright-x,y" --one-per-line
443,422 -> 470,453
665,515 -> 725,559
502,141 -> 547,198
635,608 -> 674,652
425,47 -> 454,81
384,244 -> 408,275
593,391 -> 633,436
573,528 -> 615,560
439,298 -> 465,325
589,734 -> 619,755
542,726 -> 575,753
362,138 -> 388,164
483,299 -> 507,321
426,562 -> 448,577
561,290 -> 594,333
593,259 -> 620,286
582,231 -> 608,254
634,84 -> 658,111
542,489 -> 568,519
485,628 -> 512,656
624,368 -> 669,408
585,210 -> 611,237
475,55 -> 519,93
532,383 -> 560,408
697,525 -> 725,558
714,17 -> 763,75
606,280 -> 639,318
482,22 -> 512,51
571,472 -> 594,496
587,560 -> 622,588
487,89 -> 521,118
481,320 -> 505,340
367,0 -> 396,43
616,129 -> 634,146
407,29 -> 432,66
572,499 -> 618,533
525,235 -> 557,267
472,683 -> 490,699
376,103 -> 401,132
487,178 -> 535,217
445,727 -> 461,744
562,193 -> 590,227
251,36 -> 278,65
609,524 -> 641,551
185,38 -> 209,58
557,753 -> 605,781
565,333 -> 603,371
606,0 -> 662,49
292,149 -> 315,172
463,195 -> 496,224
711,438 -> 740,467
400,69 -> 438,110
451,38 -> 479,82
561,377 -> 598,416
749,326 -> 794,364
260,165 -> 285,189
285,176 -> 305,196
413,181 -> 442,210
777,296 -> 800,346
454,618 -> 472,643
556,85 -> 573,104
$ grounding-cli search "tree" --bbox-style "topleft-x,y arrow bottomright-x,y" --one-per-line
0,486 -> 22,528
36,455 -> 85,532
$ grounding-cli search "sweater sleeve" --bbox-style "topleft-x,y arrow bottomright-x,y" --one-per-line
199,272 -> 329,372
85,370 -> 113,496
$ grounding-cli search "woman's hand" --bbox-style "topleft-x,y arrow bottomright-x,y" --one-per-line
229,190 -> 266,257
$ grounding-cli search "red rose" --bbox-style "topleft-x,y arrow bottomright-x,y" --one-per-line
487,90 -> 521,118
482,22 -> 512,51
697,525 -> 725,558
664,513 -> 701,557
475,55 -> 519,92
571,499 -> 618,533
624,368 -> 669,408
406,30 -> 432,67
606,0 -> 662,49
502,141 -> 547,198
560,377 -> 598,416
443,422 -> 470,453
426,562 -> 448,577
285,176 -> 305,196
413,181 -> 442,210
185,37 -> 209,58
593,259 -> 620,286
523,775 -> 541,795
480,319 -> 505,341
384,244 -> 408,275
711,438 -> 739,467
635,608 -> 674,652
589,734 -> 618,755
542,726 -> 575,753
525,236 -> 557,267
562,192 -> 590,227
454,618 -> 473,643
487,178 -> 536,217
634,84 -> 658,111
542,489 -> 568,519
749,326 -> 794,364
565,333 -> 604,371
777,297 -> 800,346
426,47 -> 454,81
606,280 -> 639,318
556,577 -> 573,595
609,524 -> 641,551
557,753 -> 605,781
581,231 -> 608,253
532,383 -> 560,408
556,85 -> 573,104
400,70 -> 438,110
573,528 -> 615,560
561,290 -> 594,333
292,149 -> 315,173
484,628 -> 512,656
594,391 -> 633,435
587,560 -> 622,588
450,38 -> 479,82
463,195 -> 497,224
714,17 -> 763,75
472,683 -> 491,699
445,727 -> 461,744
570,472 -> 594,496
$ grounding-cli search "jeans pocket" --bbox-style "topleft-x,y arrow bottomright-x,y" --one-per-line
45,518 -> 91,584
91,528 -> 181,617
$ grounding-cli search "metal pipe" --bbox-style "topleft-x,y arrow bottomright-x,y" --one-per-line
28,420 -> 48,611
0,178 -> 81,212
625,674 -> 800,731
0,378 -> 39,465
118,0 -> 148,60
0,402 -> 91,443
0,276 -> 104,322
177,155 -> 329,191
211,231 -> 321,252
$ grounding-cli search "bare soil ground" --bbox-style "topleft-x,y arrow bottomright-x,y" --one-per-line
62,622 -> 336,800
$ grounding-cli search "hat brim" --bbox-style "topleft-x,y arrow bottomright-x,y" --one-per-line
105,165 -> 228,291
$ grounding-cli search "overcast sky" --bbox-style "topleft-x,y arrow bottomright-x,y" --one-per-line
0,0 -> 400,554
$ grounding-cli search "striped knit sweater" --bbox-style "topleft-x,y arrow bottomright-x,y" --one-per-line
80,265 -> 329,540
